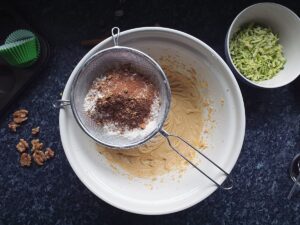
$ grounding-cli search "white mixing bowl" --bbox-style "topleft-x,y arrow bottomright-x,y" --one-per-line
225,3 -> 300,88
59,27 -> 245,215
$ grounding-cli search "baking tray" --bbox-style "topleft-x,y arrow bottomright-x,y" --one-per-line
0,7 -> 50,116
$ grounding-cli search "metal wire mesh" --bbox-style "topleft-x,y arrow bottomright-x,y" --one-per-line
70,46 -> 171,149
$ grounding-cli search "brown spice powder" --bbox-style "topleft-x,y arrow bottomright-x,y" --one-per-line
92,66 -> 158,131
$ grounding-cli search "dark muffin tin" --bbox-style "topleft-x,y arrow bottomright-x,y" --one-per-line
0,7 -> 50,115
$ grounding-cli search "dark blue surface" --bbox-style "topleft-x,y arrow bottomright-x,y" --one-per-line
1,0 -> 300,224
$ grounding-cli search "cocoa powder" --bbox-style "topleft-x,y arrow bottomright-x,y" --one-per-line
90,66 -> 158,131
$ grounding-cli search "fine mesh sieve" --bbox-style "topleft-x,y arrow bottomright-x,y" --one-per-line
54,27 -> 233,190
70,35 -> 171,148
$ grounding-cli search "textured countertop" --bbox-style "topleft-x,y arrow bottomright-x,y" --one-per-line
1,0 -> 300,224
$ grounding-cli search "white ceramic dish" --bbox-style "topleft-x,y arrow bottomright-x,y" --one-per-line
225,2 -> 300,88
59,27 -> 245,215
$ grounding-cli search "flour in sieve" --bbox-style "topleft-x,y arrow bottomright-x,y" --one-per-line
84,78 -> 104,113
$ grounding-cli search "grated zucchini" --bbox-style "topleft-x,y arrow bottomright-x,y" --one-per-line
229,23 -> 286,82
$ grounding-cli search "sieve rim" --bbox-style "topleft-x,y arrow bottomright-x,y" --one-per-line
70,46 -> 171,149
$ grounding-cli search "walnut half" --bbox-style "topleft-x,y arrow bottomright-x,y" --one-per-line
13,109 -> 28,118
16,139 -> 29,153
8,122 -> 20,132
31,139 -> 43,152
13,109 -> 28,124
31,127 -> 40,135
33,150 -> 46,166
20,153 -> 31,167
45,148 -> 55,159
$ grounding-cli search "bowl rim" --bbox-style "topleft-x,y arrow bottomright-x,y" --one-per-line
225,2 -> 300,88
60,27 -> 246,215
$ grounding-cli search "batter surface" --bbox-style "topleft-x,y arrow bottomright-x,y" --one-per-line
97,65 -> 205,178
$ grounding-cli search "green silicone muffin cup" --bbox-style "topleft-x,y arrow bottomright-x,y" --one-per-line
0,29 -> 40,67
5,29 -> 36,43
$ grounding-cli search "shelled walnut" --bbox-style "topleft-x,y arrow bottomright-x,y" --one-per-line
31,139 -> 43,152
16,139 -> 29,153
33,150 -> 47,166
8,109 -> 28,132
45,148 -> 55,159
31,127 -> 40,135
13,109 -> 28,124
20,153 -> 32,167
8,108 -> 56,168
8,122 -> 20,132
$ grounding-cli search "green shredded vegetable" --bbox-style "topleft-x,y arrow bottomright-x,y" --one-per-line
229,23 -> 286,82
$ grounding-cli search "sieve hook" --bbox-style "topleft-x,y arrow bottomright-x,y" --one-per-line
53,100 -> 70,109
159,129 -> 233,190
111,27 -> 120,46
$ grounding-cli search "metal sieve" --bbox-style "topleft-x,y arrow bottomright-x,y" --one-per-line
54,27 -> 233,190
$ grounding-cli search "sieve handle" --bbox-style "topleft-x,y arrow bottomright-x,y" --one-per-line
159,129 -> 233,190
111,27 -> 120,46
53,100 -> 71,109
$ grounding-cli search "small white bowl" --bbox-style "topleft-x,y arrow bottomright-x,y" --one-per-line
60,27 -> 245,215
225,3 -> 300,88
